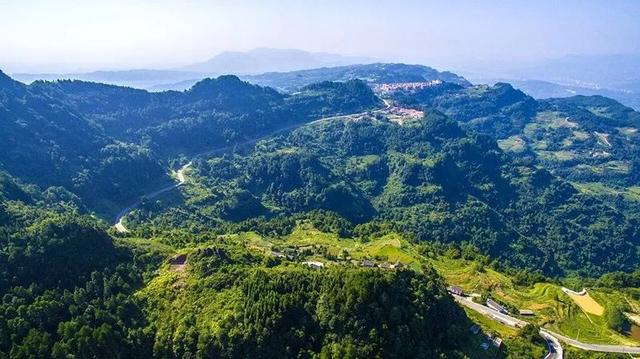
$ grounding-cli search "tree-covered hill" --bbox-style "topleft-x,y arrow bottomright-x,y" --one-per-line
127,110 -> 639,277
386,81 -> 640,191
0,71 -> 381,216
4,63 -> 640,357
243,63 -> 471,92
141,245 -> 477,358
0,170 -> 168,357
0,170 -> 494,358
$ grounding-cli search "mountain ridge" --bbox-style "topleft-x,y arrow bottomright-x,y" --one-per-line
179,47 -> 377,74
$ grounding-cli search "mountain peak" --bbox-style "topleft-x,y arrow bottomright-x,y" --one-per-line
181,48 -> 375,75
189,75 -> 248,94
0,69 -> 25,94
187,75 -> 283,108
0,69 -> 14,85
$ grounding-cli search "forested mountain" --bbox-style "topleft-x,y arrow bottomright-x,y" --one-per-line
243,63 -> 471,92
139,63 -> 472,93
0,170 -> 165,357
0,170 -> 486,358
3,63 -> 640,357
127,110 -> 639,276
385,80 -> 640,191
4,65 -> 639,275
0,71 -> 380,216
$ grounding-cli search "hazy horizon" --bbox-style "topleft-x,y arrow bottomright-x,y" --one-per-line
1,0 -> 639,74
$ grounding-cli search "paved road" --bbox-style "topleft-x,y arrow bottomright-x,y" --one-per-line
113,123 -> 304,233
114,162 -> 191,233
548,331 -> 640,354
560,287 -> 587,296
453,294 -> 560,358
452,294 -> 526,328
454,292 -> 640,356
113,103 -> 391,233
540,330 -> 564,359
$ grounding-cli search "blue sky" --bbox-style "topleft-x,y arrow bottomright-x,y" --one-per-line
0,0 -> 639,72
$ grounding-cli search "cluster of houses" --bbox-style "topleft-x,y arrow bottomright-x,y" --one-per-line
469,325 -> 503,351
360,259 -> 405,270
271,246 -> 315,260
300,259 -> 406,270
272,248 -> 406,271
374,80 -> 444,94
302,261 -> 325,269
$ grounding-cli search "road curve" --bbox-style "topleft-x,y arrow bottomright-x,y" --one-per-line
453,292 -> 640,356
453,294 -> 561,358
547,331 -> 640,355
114,162 -> 191,233
560,287 -> 588,296
113,103 -> 392,233
540,330 -> 564,359
452,294 -> 526,328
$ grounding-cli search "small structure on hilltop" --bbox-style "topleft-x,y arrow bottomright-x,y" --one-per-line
486,299 -> 508,314
448,285 -> 465,296
361,259 -> 375,267
302,261 -> 324,269
519,309 -> 534,316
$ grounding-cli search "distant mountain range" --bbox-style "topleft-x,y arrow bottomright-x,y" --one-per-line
11,48 -> 376,91
490,79 -> 640,111
180,47 -> 376,74
149,63 -> 471,93
10,51 -> 640,110
467,54 -> 640,110
12,69 -> 205,90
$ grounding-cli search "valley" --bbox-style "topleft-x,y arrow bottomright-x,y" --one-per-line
2,63 -> 640,358
2,1 -> 639,357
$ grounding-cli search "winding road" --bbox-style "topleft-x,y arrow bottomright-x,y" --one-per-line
113,121 -> 307,233
114,162 -> 191,233
540,330 -> 564,359
113,103 -> 391,233
453,294 -> 563,358
453,293 -> 640,357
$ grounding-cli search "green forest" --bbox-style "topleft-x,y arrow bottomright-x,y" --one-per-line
1,64 -> 640,357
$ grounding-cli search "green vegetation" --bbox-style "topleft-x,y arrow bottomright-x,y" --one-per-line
129,110 -> 639,277
2,65 -> 640,357
140,250 -> 476,358
245,63 -> 470,92
0,71 -> 380,217
0,173 -> 166,357
388,81 -> 640,193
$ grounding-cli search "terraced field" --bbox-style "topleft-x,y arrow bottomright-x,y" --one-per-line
163,223 -> 640,348
497,98 -> 640,193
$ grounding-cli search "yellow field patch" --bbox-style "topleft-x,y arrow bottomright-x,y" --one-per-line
566,291 -> 604,316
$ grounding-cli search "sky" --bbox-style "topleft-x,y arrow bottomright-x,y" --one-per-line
0,0 -> 639,73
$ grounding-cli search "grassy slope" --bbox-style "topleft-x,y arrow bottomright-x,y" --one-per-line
244,224 -> 640,346
128,222 -> 640,357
